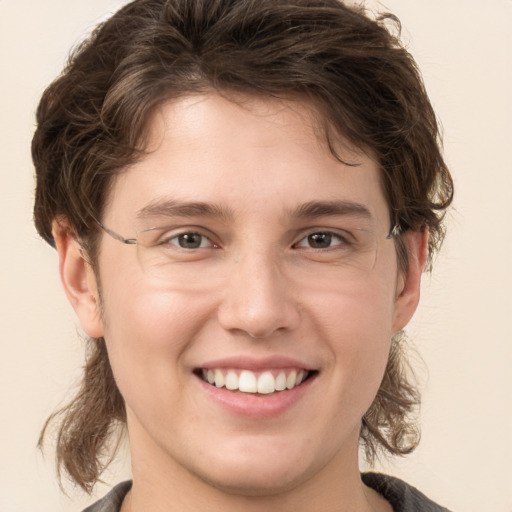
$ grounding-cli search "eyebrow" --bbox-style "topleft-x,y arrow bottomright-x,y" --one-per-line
136,198 -> 372,222
292,200 -> 372,220
136,199 -> 234,221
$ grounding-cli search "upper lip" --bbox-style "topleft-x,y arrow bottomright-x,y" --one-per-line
197,355 -> 316,372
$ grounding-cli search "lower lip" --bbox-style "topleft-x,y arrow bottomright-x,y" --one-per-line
196,373 -> 316,419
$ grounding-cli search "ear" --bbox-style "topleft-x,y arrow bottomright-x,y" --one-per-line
392,228 -> 429,334
52,218 -> 104,338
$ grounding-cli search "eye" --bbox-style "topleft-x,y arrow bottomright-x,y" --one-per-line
168,232 -> 213,249
295,231 -> 347,249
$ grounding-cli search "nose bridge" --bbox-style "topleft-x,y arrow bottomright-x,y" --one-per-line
217,246 -> 300,338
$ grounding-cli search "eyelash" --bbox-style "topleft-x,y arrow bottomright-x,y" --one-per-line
162,231 -> 217,250
293,231 -> 350,250
157,229 -> 351,251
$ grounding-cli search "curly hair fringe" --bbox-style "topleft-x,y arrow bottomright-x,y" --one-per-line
38,338 -> 125,494
361,331 -> 421,463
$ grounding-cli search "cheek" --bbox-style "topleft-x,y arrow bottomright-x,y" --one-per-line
310,265 -> 396,344
99,275 -> 213,409
311,275 -> 396,409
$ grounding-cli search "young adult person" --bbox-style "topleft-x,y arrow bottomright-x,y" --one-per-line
32,0 -> 454,510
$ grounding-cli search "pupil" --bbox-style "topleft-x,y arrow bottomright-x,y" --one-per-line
179,233 -> 202,249
309,233 -> 331,248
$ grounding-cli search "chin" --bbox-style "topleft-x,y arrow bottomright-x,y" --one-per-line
193,433 -> 342,498
193,461 -> 312,497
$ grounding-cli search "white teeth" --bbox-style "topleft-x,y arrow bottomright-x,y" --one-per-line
257,371 -> 275,394
201,368 -> 308,393
286,370 -> 297,390
225,370 -> 238,390
275,371 -> 287,391
239,370 -> 257,393
214,369 -> 225,388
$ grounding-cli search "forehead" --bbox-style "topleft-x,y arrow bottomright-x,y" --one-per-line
106,93 -> 388,228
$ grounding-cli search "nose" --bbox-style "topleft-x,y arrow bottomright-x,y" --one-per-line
217,251 -> 301,339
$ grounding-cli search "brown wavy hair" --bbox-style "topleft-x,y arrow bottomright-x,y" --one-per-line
33,0 -> 453,493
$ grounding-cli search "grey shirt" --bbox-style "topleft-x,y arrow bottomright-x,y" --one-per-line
82,473 -> 451,511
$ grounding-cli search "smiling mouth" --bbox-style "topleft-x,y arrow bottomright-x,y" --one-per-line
197,368 -> 314,394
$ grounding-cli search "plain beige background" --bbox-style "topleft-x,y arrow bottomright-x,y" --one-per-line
1,0 -> 511,511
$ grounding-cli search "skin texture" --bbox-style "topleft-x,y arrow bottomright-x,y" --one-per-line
53,94 -> 427,512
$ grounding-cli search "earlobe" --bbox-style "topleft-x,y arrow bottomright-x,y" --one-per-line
52,219 -> 104,338
392,229 -> 429,334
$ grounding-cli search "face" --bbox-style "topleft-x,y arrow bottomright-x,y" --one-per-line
62,93 -> 423,498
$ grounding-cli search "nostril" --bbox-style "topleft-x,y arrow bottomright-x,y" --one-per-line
217,269 -> 301,337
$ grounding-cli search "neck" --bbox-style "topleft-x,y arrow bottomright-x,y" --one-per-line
123,422 -> 390,512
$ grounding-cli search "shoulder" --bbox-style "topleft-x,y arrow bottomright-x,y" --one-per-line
81,475 -> 449,512
81,481 -> 132,512
362,472 -> 451,512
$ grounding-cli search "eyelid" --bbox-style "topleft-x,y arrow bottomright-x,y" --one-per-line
141,225 -> 221,248
293,228 -> 355,247
170,232 -> 213,248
